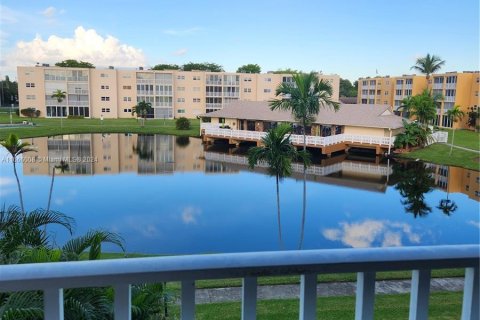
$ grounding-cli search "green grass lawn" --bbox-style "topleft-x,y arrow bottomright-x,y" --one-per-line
0,114 -> 200,140
181,292 -> 462,320
398,129 -> 479,170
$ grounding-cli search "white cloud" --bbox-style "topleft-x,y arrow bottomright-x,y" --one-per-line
2,26 -> 147,75
173,48 -> 188,56
0,177 -> 15,187
322,219 -> 422,248
163,27 -> 202,36
40,7 -> 57,18
181,206 -> 202,224
467,220 -> 480,229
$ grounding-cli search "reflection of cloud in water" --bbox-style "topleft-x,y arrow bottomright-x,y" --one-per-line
0,177 -> 15,187
54,189 -> 78,206
322,219 -> 421,248
182,206 -> 202,224
0,177 -> 16,196
124,216 -> 160,238
467,220 -> 480,229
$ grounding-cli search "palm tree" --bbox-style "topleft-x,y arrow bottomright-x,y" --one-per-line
132,100 -> 152,127
446,105 -> 465,155
0,134 -> 36,213
270,72 -> 339,249
398,96 -> 414,118
411,54 -> 445,80
46,160 -> 69,215
51,89 -> 67,128
409,89 -> 442,127
248,124 -> 309,248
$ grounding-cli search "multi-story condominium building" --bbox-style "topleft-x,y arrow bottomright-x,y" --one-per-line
357,71 -> 479,129
17,66 -> 340,120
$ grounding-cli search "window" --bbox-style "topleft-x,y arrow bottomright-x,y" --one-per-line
446,76 -> 457,84
100,73 -> 108,78
396,80 -> 403,85
193,76 -> 201,80
101,108 -> 111,113
177,98 -> 185,102
362,80 -> 367,86
101,85 -> 110,89
123,85 -> 132,90
177,109 -> 186,114
404,89 -> 412,96
386,81 -> 390,85
434,77 -> 444,84
193,98 -> 200,103
26,83 -> 35,88
369,90 -> 375,95
26,95 -> 36,100
376,90 -> 381,95
385,91 -> 389,95
405,79 -> 413,85
101,97 -> 110,101
244,77 -> 252,82
445,89 -> 456,97
369,80 -> 375,85
395,89 -> 402,95
123,97 -> 132,102
264,78 -> 271,82
264,89 -> 271,93
244,88 -> 252,93
177,87 -> 185,91
123,108 -> 132,113
362,89 -> 368,95
177,75 -> 185,80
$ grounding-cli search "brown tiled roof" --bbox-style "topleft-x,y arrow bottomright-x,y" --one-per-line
200,101 -> 404,129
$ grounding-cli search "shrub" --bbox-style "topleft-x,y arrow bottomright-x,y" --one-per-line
176,117 -> 191,130
20,108 -> 39,119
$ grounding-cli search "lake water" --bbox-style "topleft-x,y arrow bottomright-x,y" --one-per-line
0,133 -> 478,254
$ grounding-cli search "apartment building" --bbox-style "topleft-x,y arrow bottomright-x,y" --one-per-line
357,71 -> 479,129
17,66 -> 340,120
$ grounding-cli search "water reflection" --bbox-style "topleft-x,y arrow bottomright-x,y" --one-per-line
7,133 -> 477,253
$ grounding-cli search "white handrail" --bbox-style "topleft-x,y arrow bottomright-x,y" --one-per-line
0,245 -> 478,320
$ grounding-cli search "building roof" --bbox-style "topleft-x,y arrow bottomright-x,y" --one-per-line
200,101 -> 405,130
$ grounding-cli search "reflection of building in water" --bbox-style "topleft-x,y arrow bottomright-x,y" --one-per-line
204,150 -> 390,193
427,164 -> 480,201
23,134 -> 205,176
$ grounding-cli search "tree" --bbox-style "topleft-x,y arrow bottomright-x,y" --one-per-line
236,64 -> 261,74
270,72 -> 339,249
20,108 -> 40,122
55,59 -> 95,68
411,54 -> 445,80
132,101 -> 152,127
339,78 -> 357,97
0,76 -> 18,107
51,89 -> 67,127
182,62 -> 224,72
272,68 -> 302,74
408,89 -> 442,127
0,134 -> 36,214
175,117 -> 191,130
394,120 -> 430,150
446,105 -> 465,155
46,160 -> 69,215
248,124 -> 309,248
152,64 -> 180,71
437,199 -> 458,216
466,106 -> 479,131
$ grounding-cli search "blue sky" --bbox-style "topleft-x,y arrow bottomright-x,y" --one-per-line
0,0 -> 478,81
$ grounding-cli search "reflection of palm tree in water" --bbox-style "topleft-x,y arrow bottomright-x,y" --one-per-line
392,161 -> 436,218
46,160 -> 70,214
436,167 -> 458,216
133,135 -> 154,161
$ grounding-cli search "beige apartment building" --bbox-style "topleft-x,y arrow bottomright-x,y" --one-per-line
17,66 -> 340,120
357,71 -> 480,129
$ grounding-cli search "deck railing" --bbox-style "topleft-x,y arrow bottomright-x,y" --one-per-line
204,151 -> 393,176
0,245 -> 478,320
201,124 -> 394,147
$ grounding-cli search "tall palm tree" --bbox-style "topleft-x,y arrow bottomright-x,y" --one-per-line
446,105 -> 465,155
0,134 -> 36,213
248,124 -> 309,248
132,100 -> 153,127
46,160 -> 69,215
411,54 -> 445,80
51,89 -> 67,128
270,72 -> 339,248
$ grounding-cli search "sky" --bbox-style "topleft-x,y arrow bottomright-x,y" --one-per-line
0,0 -> 478,82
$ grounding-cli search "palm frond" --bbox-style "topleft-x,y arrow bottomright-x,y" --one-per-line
62,229 -> 125,261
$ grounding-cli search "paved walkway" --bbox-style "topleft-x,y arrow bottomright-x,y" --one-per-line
195,278 -> 464,304
447,143 -> 480,154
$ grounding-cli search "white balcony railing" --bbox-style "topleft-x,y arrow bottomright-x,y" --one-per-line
201,125 -> 394,147
429,131 -> 449,144
0,245 -> 478,320
444,96 -> 456,103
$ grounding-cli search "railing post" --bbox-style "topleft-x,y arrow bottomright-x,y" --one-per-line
355,272 -> 376,320
462,267 -> 479,320
409,269 -> 431,320
114,284 -> 131,320
181,280 -> 195,320
44,288 -> 64,320
299,273 -> 317,320
242,276 -> 257,320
